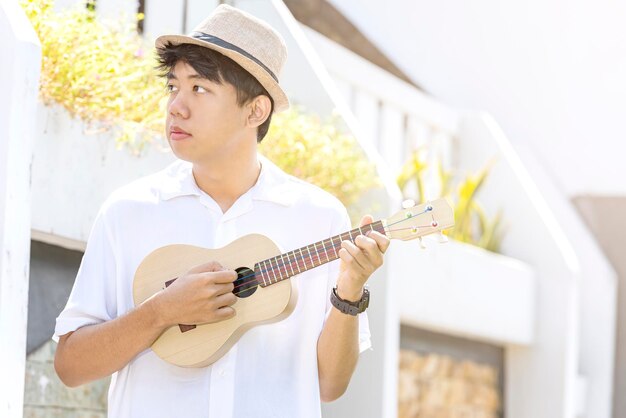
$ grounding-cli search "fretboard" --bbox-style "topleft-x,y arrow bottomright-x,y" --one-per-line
254,221 -> 386,287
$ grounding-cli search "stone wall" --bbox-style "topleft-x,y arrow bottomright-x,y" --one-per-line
398,349 -> 500,418
23,340 -> 109,418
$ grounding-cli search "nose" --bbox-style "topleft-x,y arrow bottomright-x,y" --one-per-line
168,91 -> 190,119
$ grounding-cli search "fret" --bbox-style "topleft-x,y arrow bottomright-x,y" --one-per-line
322,239 -> 329,263
279,254 -> 287,277
331,236 -> 339,259
267,259 -> 278,283
265,259 -> 277,284
274,258 -> 282,282
278,254 -> 289,278
286,252 -> 296,277
298,248 -> 307,270
348,229 -> 355,242
313,242 -> 321,266
258,263 -> 268,287
261,260 -> 272,284
306,246 -> 314,268
274,256 -> 284,282
275,259 -> 281,282
288,252 -> 296,276
293,251 -> 302,274
368,224 -> 375,235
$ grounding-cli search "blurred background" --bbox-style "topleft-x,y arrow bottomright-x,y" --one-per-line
1,0 -> 625,417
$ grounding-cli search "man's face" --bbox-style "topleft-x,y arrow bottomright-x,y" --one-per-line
165,60 -> 250,164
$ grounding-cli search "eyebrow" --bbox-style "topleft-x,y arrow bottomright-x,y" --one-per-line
166,72 -> 207,81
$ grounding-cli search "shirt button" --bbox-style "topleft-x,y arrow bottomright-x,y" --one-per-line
219,370 -> 226,377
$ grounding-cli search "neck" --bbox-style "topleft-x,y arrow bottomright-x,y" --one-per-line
192,149 -> 261,213
254,221 -> 388,287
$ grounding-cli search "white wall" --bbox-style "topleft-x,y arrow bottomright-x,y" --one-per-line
456,114 -> 581,418
456,113 -> 616,418
31,104 -> 176,245
0,2 -> 41,417
329,0 -> 626,197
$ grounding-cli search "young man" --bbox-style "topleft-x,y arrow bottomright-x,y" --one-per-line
53,4 -> 389,418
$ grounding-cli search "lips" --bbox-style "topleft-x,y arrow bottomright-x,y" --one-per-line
169,125 -> 191,141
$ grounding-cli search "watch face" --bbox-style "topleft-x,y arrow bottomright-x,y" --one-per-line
360,289 -> 370,309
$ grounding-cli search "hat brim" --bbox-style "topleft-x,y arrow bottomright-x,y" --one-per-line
156,34 -> 289,112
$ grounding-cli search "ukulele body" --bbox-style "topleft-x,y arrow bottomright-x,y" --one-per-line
133,233 -> 297,368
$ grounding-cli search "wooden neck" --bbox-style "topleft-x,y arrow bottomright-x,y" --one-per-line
254,221 -> 387,287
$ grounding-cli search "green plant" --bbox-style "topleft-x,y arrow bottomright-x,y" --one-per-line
396,148 -> 429,204
397,153 -> 504,252
450,160 -> 504,252
21,0 -> 165,151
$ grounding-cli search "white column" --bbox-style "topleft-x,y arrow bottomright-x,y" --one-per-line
0,2 -> 41,417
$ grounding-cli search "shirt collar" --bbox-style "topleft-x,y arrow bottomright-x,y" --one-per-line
159,155 -> 296,207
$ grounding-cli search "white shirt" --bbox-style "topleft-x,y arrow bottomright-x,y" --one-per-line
54,156 -> 372,418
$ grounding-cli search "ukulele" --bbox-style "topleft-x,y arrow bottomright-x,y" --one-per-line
133,198 -> 454,367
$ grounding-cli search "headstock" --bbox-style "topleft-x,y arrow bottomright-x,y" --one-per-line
383,198 -> 454,244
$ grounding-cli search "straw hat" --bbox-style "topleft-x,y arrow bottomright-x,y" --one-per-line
155,4 -> 289,112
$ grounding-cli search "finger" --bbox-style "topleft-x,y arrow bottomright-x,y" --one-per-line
359,214 -> 374,228
204,270 -> 238,284
215,306 -> 236,320
354,235 -> 384,265
210,281 -> 236,297
341,240 -> 372,271
188,261 -> 225,274
213,292 -> 237,308
366,231 -> 391,254
338,248 -> 366,275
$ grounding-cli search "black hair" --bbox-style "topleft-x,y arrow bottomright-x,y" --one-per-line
156,42 -> 273,142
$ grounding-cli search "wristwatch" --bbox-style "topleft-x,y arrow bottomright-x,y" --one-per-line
330,287 -> 370,316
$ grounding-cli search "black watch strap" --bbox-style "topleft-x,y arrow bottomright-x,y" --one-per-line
330,287 -> 370,316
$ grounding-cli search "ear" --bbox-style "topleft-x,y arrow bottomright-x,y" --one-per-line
246,95 -> 272,128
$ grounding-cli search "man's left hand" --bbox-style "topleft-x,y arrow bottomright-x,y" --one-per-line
336,215 -> 390,302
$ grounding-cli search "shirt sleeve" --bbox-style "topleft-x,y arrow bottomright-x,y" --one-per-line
324,207 -> 373,354
53,202 -> 118,342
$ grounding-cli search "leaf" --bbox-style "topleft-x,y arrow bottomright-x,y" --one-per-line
397,149 -> 505,252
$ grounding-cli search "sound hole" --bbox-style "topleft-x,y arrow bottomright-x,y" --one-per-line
234,267 -> 258,298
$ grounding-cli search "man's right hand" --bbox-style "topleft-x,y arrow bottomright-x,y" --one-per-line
150,261 -> 238,328
55,260 -> 238,388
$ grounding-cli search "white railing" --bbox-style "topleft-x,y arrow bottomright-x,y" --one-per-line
303,27 -> 457,180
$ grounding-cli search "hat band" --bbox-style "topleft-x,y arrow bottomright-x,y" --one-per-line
191,32 -> 278,82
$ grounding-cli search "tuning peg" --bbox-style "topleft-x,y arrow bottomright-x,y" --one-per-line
418,237 -> 427,249
437,232 -> 448,244
402,199 -> 416,209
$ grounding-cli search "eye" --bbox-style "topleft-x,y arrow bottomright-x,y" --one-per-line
193,85 -> 208,93
166,83 -> 178,93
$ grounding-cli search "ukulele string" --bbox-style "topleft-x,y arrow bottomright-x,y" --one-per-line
230,210 -> 435,297
231,210 -> 434,295
230,222 -> 383,294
